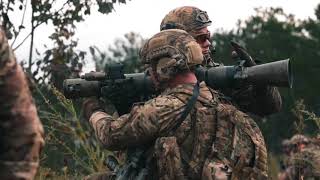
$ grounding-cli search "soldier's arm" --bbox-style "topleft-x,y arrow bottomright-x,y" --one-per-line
252,85 -> 282,115
88,95 -> 185,150
0,30 -> 44,179
222,85 -> 282,116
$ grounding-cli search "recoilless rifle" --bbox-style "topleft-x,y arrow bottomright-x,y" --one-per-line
63,58 -> 292,114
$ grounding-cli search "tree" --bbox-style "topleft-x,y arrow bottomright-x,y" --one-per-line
0,0 -> 129,89
212,5 -> 320,152
90,31 -> 145,73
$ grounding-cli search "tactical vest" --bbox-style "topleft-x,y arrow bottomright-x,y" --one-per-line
169,85 -> 268,180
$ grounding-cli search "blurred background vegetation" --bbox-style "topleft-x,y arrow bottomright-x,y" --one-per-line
1,0 -> 320,179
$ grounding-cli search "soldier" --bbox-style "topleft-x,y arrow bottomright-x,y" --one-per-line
282,139 -> 293,157
83,29 -> 268,180
279,134 -> 320,180
160,6 -> 282,117
279,139 -> 294,178
0,29 -> 44,179
289,134 -> 311,154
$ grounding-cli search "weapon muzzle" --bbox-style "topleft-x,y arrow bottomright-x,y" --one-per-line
240,58 -> 292,88
63,79 -> 101,98
196,59 -> 292,88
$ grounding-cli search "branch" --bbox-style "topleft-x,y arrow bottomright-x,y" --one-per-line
28,6 -> 36,72
13,21 -> 43,51
11,0 -> 29,46
13,0 -> 71,51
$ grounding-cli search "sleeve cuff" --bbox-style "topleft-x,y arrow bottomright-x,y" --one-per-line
89,111 -> 111,126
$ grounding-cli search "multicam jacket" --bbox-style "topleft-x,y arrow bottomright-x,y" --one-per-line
89,82 -> 268,180
0,30 -> 44,179
282,146 -> 320,180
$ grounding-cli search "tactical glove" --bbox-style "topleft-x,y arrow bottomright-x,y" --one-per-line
230,41 -> 256,67
82,97 -> 104,120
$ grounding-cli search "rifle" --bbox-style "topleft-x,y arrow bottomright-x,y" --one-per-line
63,59 -> 292,113
105,148 -> 149,180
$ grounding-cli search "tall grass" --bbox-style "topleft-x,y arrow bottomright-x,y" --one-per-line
292,99 -> 320,135
33,85 -> 113,179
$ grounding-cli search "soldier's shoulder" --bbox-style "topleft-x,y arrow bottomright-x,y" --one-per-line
144,94 -> 185,108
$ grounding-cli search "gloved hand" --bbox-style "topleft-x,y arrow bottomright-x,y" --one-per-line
230,41 -> 256,67
82,97 -> 104,120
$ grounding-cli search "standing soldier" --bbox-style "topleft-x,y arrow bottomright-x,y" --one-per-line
83,29 -> 268,180
160,6 -> 282,117
0,29 -> 44,179
289,134 -> 311,154
279,134 -> 320,180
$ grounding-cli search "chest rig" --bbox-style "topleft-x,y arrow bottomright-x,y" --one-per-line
170,85 -> 268,180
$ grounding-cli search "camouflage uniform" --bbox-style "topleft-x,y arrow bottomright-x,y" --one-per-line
279,134 -> 320,180
279,139 -> 293,173
86,30 -> 268,180
0,29 -> 44,179
284,147 -> 320,180
160,6 -> 282,117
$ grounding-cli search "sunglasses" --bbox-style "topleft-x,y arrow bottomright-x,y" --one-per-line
195,32 -> 210,43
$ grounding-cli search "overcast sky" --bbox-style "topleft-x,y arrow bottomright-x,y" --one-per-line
10,0 -> 320,72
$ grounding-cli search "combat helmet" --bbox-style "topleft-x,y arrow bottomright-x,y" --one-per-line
140,29 -> 203,82
281,139 -> 293,154
290,134 -> 310,145
160,6 -> 212,37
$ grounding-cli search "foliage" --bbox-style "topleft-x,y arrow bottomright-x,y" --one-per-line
292,99 -> 320,135
33,84 -> 112,178
292,99 -> 306,134
212,6 -> 320,152
0,1 -> 130,177
2,1 -> 320,178
0,0 -> 128,89
90,31 -> 145,73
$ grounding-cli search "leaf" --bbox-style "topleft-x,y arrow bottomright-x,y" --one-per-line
43,50 -> 52,63
118,0 -> 127,3
97,2 -> 114,14
89,46 -> 95,56
35,48 -> 41,56
36,60 -> 42,65
84,9 -> 90,15
79,51 -> 86,60
33,70 -> 38,76
18,25 -> 25,30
